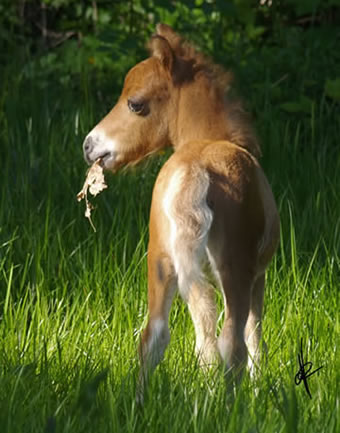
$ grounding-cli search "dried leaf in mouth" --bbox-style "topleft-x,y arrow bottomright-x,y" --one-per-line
77,159 -> 107,231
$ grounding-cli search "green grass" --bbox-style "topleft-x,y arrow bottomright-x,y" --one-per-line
1,67 -> 339,433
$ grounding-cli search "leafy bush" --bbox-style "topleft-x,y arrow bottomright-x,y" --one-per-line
1,1 -> 339,136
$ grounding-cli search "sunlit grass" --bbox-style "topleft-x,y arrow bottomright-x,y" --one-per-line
0,71 -> 339,432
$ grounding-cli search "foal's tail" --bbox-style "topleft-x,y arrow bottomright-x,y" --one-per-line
163,163 -> 213,298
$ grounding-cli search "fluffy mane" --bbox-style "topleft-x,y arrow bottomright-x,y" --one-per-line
152,24 -> 261,158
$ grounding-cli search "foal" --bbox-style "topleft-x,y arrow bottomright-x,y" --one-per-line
82,24 -> 280,394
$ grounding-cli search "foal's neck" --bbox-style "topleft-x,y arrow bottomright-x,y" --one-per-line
170,75 -> 260,158
172,76 -> 230,150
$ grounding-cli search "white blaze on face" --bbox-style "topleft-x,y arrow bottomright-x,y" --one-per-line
83,127 -> 121,169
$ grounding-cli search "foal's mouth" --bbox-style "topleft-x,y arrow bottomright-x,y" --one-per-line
85,151 -> 117,170
93,152 -> 110,166
97,152 -> 118,169
84,146 -> 117,170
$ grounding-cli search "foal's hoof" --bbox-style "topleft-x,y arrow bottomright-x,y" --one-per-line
197,345 -> 221,371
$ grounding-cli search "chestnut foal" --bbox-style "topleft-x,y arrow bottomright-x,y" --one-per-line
82,24 -> 279,396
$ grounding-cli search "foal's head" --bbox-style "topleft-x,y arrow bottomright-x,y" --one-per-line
83,24 -> 260,170
83,27 -> 180,170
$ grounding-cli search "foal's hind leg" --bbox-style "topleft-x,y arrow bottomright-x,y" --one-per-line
138,254 -> 176,400
245,273 -> 267,376
217,269 -> 253,381
187,281 -> 219,367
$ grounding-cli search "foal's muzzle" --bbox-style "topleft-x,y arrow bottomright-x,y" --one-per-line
82,133 -> 118,170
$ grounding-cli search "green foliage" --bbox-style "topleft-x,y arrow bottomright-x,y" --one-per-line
2,0 -> 339,111
325,78 -> 340,101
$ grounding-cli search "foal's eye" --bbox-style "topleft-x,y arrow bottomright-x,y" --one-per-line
127,98 -> 145,115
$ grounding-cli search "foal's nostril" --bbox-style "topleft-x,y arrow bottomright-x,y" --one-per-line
83,136 -> 94,154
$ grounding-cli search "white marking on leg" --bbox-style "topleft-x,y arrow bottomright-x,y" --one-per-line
147,318 -> 165,351
217,334 -> 229,364
246,318 -> 260,377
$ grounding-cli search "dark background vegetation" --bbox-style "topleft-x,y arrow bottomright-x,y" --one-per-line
2,0 -> 340,113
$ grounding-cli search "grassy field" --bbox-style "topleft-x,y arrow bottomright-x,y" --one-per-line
1,60 -> 339,433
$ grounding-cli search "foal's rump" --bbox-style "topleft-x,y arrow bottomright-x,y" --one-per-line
153,139 -> 268,297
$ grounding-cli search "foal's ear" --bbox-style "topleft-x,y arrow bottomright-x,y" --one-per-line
155,23 -> 182,53
149,35 -> 174,71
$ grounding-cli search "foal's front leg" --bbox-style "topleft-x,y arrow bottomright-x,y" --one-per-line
138,252 -> 176,400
